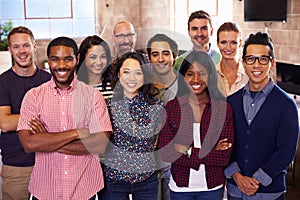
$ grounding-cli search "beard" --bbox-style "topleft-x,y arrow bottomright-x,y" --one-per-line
50,68 -> 76,87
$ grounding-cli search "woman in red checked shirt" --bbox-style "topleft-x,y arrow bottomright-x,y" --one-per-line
160,51 -> 234,200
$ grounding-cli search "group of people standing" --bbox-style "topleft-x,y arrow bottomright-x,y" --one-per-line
0,9 -> 298,200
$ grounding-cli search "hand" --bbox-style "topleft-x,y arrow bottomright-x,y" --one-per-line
174,143 -> 189,154
77,128 -> 90,139
232,172 -> 259,196
215,138 -> 232,151
28,118 -> 47,134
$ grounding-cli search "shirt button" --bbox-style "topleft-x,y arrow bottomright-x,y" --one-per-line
245,159 -> 248,163
251,103 -> 254,107
245,145 -> 248,149
248,119 -> 251,123
65,156 -> 67,159
246,130 -> 250,134
64,171 -> 68,175
62,111 -> 65,115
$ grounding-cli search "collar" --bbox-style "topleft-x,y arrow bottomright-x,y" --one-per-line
50,77 -> 76,93
242,78 -> 274,96
217,62 -> 245,77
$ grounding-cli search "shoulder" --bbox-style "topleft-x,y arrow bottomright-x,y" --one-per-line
270,85 -> 297,108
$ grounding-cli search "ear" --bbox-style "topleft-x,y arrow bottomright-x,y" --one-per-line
270,58 -> 276,69
76,53 -> 80,65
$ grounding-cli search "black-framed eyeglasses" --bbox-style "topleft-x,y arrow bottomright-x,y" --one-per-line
114,33 -> 136,40
244,55 -> 272,65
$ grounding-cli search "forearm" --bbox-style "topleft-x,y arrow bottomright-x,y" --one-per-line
17,129 -> 81,153
0,114 -> 19,132
57,131 -> 110,155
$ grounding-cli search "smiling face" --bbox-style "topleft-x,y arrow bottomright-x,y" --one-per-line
188,18 -> 213,51
184,61 -> 208,95
48,45 -> 78,89
113,22 -> 137,56
85,45 -> 107,77
217,31 -> 241,61
150,41 -> 175,75
119,58 -> 144,98
243,44 -> 274,91
8,33 -> 36,69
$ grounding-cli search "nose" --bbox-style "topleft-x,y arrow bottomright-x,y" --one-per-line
58,59 -> 67,68
158,53 -> 164,62
96,57 -> 103,65
192,74 -> 201,82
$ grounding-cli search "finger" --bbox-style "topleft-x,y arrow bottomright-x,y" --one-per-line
251,177 -> 260,185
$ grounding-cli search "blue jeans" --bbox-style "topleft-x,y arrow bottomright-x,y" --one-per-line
227,193 -> 286,200
158,167 -> 171,200
102,172 -> 158,200
170,187 -> 223,200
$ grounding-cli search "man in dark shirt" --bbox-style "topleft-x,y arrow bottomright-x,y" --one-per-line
0,26 -> 51,200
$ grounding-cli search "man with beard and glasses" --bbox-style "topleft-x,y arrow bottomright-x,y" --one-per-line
0,26 -> 51,200
16,36 -> 112,200
112,21 -> 137,58
174,10 -> 221,71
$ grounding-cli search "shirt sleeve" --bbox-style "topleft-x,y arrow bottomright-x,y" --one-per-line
224,162 -> 241,179
258,99 -> 299,180
17,89 -> 38,131
89,90 -> 112,134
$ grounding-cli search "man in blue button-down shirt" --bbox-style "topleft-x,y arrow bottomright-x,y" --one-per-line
225,32 -> 299,200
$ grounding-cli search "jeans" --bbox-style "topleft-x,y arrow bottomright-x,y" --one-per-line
227,192 -> 286,200
158,167 -> 171,200
170,187 -> 223,200
102,172 -> 158,200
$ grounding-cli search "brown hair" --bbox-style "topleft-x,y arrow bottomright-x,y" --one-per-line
7,26 -> 35,46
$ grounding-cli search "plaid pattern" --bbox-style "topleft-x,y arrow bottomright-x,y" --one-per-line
160,94 -> 234,188
18,78 -> 112,199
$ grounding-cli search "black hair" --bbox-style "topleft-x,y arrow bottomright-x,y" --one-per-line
110,51 -> 159,104
177,51 -> 225,100
76,35 -> 112,85
146,33 -> 178,59
242,32 -> 275,59
47,36 -> 79,58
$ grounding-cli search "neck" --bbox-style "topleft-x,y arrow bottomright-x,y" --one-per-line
220,59 -> 239,71
188,91 -> 209,105
249,78 -> 270,92
87,72 -> 102,85
12,64 -> 37,77
154,72 -> 176,89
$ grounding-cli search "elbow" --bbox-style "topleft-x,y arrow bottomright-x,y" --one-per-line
21,143 -> 36,153
0,123 -> 12,133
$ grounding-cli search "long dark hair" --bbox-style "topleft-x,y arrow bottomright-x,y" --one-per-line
76,35 -> 112,86
110,52 -> 159,104
177,51 -> 225,100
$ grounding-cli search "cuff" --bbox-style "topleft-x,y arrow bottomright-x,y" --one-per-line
252,168 -> 272,187
224,162 -> 241,178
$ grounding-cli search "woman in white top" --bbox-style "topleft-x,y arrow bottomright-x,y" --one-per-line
216,22 -> 248,96
160,51 -> 234,200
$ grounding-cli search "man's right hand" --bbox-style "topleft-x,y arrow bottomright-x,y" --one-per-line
232,172 -> 259,196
